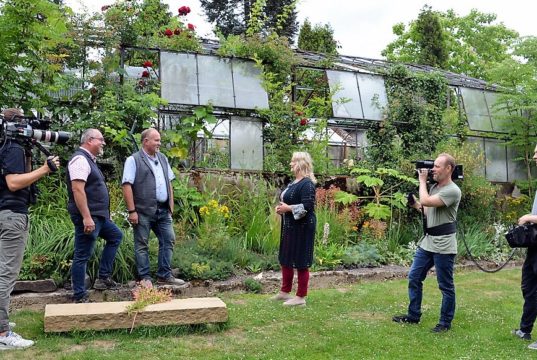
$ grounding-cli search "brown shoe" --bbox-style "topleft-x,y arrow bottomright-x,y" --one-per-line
283,296 -> 306,306
271,292 -> 293,301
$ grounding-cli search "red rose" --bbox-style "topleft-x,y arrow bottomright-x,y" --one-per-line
300,118 -> 308,126
295,111 -> 304,116
174,28 -> 181,35
187,23 -> 195,31
141,70 -> 150,78
164,28 -> 173,37
138,80 -> 146,87
143,60 -> 153,68
178,6 -> 191,16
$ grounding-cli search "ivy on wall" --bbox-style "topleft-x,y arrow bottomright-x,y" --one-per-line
367,64 -> 450,166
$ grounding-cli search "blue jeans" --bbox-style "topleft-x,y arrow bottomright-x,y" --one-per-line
133,207 -> 175,280
71,215 -> 123,300
407,247 -> 456,327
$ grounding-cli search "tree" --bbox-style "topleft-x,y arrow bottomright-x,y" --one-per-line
414,5 -> 447,68
200,0 -> 298,40
297,18 -> 339,55
488,37 -> 537,189
382,8 -> 518,80
0,0 -> 70,111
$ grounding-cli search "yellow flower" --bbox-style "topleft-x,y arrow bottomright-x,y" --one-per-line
352,226 -> 358,231
208,200 -> 219,208
199,206 -> 210,216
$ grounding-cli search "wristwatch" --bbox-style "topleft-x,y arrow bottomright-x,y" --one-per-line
128,209 -> 136,214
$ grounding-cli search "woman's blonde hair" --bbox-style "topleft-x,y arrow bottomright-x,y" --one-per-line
292,151 -> 317,184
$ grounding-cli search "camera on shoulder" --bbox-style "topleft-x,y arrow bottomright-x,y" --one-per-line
414,160 -> 464,182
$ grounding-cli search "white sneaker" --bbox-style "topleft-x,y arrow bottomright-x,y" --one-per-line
0,331 -> 34,350
529,341 -> 537,350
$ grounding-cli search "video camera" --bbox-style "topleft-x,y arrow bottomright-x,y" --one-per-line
415,160 -> 464,182
0,114 -> 71,145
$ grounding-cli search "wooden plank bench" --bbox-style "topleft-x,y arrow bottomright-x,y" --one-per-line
44,297 -> 228,333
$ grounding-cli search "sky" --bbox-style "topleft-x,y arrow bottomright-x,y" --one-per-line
65,0 -> 537,59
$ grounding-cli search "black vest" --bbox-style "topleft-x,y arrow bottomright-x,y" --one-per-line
0,141 -> 33,214
66,149 -> 110,218
131,150 -> 172,216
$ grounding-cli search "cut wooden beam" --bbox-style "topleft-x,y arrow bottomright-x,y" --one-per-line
44,297 -> 228,333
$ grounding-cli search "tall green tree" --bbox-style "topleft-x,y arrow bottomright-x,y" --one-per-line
0,0 -> 70,111
200,0 -> 298,40
382,8 -> 518,80
297,18 -> 339,55
414,5 -> 447,68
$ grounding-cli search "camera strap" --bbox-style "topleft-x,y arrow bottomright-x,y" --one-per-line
426,221 -> 457,236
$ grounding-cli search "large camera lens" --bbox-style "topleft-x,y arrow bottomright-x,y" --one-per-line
30,130 -> 72,145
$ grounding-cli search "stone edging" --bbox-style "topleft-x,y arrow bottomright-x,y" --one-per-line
10,260 -> 522,312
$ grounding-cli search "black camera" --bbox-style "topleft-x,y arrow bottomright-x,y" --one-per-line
415,160 -> 463,182
0,114 -> 71,145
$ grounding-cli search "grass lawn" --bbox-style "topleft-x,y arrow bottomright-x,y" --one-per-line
2,268 -> 532,359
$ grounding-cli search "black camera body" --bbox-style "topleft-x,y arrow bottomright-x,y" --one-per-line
415,160 -> 463,182
0,114 -> 71,145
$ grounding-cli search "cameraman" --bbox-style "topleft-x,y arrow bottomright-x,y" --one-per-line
0,108 -> 59,350
512,144 -> 537,350
393,153 -> 461,333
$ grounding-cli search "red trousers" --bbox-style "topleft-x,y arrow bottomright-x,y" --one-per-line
280,265 -> 310,297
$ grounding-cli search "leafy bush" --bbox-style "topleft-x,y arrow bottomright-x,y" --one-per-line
341,243 -> 382,267
243,278 -> 263,293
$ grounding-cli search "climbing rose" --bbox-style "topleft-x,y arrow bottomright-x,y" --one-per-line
178,6 -> 191,16
143,60 -> 153,68
300,118 -> 308,126
141,70 -> 150,78
174,28 -> 181,35
187,23 -> 195,31
164,28 -> 173,37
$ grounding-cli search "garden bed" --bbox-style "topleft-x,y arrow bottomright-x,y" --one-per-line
10,260 -> 522,312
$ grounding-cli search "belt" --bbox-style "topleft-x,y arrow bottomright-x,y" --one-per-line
426,222 -> 457,236
157,201 -> 168,208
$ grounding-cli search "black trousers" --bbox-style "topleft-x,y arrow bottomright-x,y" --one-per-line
520,248 -> 537,334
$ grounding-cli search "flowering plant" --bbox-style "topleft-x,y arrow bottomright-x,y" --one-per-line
197,199 -> 230,252
125,279 -> 173,332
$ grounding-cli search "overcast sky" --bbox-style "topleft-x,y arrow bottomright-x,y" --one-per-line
65,0 -> 537,58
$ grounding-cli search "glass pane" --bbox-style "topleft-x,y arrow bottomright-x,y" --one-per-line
196,119 -> 230,168
232,60 -> 269,110
356,73 -> 387,120
460,87 -> 492,131
507,146 -> 528,181
160,52 -> 199,105
467,114 -> 493,132
327,70 -> 363,119
465,137 -> 485,177
230,116 -> 263,170
484,139 -> 507,182
485,91 -> 511,133
197,55 -> 235,108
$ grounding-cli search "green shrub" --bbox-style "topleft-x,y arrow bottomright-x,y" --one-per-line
341,243 -> 382,267
243,278 -> 263,293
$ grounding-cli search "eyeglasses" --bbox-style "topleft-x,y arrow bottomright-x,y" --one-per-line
91,136 -> 105,142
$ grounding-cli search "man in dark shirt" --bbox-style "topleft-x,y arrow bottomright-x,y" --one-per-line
0,108 -> 59,350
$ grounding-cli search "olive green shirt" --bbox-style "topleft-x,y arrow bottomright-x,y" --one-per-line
419,181 -> 462,254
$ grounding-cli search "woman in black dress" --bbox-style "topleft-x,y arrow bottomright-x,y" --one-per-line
272,152 -> 316,306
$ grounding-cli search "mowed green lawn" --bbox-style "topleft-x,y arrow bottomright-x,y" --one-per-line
2,268 -> 532,360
